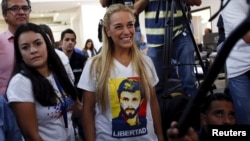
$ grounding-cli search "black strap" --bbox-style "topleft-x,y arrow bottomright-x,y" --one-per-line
209,0 -> 230,22
54,74 -> 68,128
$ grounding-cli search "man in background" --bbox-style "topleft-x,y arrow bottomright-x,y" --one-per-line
167,93 -> 235,141
198,93 -> 235,140
0,0 -> 31,96
135,0 -> 201,97
60,28 -> 87,95
60,28 -> 87,140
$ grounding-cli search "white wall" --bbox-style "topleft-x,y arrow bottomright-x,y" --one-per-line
1,1 -> 221,50
80,2 -> 106,51
75,0 -> 221,48
191,0 -> 220,32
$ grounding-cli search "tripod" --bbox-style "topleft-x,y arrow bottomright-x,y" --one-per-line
161,0 -> 213,95
178,0 -> 250,136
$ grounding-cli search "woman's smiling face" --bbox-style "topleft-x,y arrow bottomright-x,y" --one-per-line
106,10 -> 135,49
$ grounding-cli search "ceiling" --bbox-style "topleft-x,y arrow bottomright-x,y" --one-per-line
1,0 -> 99,22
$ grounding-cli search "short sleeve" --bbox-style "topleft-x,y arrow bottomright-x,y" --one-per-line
143,55 -> 159,87
55,49 -> 75,83
6,73 -> 35,103
77,58 -> 96,92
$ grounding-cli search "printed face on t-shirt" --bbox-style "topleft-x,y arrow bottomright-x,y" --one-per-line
119,90 -> 141,118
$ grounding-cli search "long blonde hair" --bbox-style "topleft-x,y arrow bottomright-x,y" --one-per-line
90,4 -> 154,112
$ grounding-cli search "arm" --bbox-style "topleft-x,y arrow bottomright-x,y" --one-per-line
1,95 -> 23,141
184,0 -> 201,6
134,0 -> 149,15
10,102 -> 43,141
150,88 -> 164,141
72,98 -> 83,116
81,90 -> 96,141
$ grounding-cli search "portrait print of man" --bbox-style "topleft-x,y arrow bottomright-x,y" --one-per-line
111,78 -> 147,138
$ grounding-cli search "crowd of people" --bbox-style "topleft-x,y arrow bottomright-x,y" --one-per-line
0,0 -> 249,141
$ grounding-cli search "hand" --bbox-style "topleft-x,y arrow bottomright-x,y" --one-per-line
72,99 -> 83,116
167,121 -> 198,141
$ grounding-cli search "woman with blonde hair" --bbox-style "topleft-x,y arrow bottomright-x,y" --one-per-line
78,4 -> 163,141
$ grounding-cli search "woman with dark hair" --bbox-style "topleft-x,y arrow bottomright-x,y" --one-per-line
6,23 -> 81,141
82,38 -> 97,58
39,24 -> 56,48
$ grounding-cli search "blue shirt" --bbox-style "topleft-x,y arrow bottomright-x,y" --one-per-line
0,94 -> 23,141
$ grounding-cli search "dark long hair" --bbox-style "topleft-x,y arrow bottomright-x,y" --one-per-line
39,24 -> 56,48
83,39 -> 97,56
12,23 -> 77,106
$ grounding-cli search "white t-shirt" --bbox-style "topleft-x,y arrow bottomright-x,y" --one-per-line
222,0 -> 250,78
77,55 -> 159,141
87,49 -> 92,57
7,74 -> 75,141
55,49 -> 75,83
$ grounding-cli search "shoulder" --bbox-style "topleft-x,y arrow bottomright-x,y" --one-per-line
142,55 -> 153,64
7,73 -> 34,102
74,48 -> 84,55
55,49 -> 69,64
73,50 -> 85,58
0,30 -> 13,40
10,73 -> 29,82
8,73 -> 32,90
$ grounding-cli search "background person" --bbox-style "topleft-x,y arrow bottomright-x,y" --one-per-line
166,93 -> 235,141
204,28 -> 212,35
0,94 -> 23,141
222,0 -> 250,124
135,0 -> 201,97
60,28 -> 87,140
60,28 -> 87,97
139,34 -> 148,55
197,93 -> 235,141
39,24 -> 75,83
0,0 -> 31,96
82,38 -> 97,58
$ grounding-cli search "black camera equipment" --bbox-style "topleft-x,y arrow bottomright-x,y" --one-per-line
157,0 -> 214,96
177,0 -> 250,137
157,0 -> 208,140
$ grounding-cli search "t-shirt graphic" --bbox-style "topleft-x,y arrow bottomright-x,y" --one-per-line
109,77 -> 147,138
47,88 -> 74,119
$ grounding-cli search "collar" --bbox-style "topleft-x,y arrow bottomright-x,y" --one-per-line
5,29 -> 14,41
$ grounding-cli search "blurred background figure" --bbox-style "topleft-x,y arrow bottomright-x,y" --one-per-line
60,28 -> 87,140
82,38 -> 97,58
204,28 -> 212,35
139,34 -> 148,55
0,0 -> 31,96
